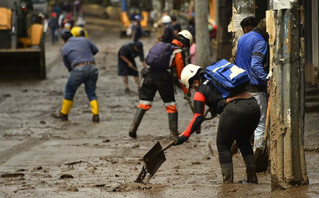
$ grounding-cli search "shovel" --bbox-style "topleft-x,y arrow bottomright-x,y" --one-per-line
135,140 -> 175,183
134,109 -> 217,183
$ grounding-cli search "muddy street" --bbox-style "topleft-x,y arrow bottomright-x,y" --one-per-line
0,17 -> 318,198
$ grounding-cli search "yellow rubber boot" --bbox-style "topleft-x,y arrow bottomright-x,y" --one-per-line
51,99 -> 73,121
90,100 -> 99,122
61,99 -> 73,115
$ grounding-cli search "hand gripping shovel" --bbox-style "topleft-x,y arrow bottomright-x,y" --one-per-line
135,140 -> 175,183
134,109 -> 216,183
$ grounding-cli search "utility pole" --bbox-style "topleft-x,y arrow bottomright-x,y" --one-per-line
267,0 -> 308,189
152,0 -> 162,20
164,0 -> 173,15
216,0 -> 232,61
195,0 -> 210,67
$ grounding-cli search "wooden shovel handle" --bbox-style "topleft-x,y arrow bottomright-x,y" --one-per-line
161,140 -> 176,152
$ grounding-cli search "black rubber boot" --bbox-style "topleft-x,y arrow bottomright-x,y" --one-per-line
168,112 -> 178,138
254,147 -> 269,173
243,155 -> 258,184
220,163 -> 234,183
129,108 -> 145,138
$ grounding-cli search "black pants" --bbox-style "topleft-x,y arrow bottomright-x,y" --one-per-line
139,71 -> 175,104
217,98 -> 260,164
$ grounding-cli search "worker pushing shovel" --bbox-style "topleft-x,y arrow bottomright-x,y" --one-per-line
135,108 -> 215,183
172,62 -> 261,184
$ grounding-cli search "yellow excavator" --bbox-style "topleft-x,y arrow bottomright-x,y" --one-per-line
120,0 -> 151,38
0,0 -> 46,79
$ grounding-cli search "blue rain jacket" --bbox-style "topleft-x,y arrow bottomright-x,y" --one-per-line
235,30 -> 268,86
61,37 -> 99,72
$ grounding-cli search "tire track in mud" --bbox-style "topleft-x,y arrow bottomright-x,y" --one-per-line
0,94 -> 11,105
0,138 -> 44,164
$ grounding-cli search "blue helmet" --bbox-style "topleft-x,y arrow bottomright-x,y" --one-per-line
134,15 -> 141,21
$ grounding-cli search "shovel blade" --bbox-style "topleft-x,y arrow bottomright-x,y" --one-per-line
143,141 -> 166,177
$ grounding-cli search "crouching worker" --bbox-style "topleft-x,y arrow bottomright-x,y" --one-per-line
175,63 -> 260,184
51,29 -> 100,122
128,30 -> 193,139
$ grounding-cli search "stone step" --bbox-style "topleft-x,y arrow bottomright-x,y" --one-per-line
305,87 -> 319,112
305,87 -> 319,96
305,95 -> 319,102
305,101 -> 319,112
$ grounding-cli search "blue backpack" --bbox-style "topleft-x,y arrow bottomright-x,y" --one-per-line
204,59 -> 250,98
145,42 -> 181,72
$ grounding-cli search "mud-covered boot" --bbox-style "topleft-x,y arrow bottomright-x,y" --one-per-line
220,163 -> 234,183
254,147 -> 269,173
243,155 -> 258,184
129,108 -> 145,138
168,112 -> 178,138
51,111 -> 68,121
92,115 -> 100,122
51,99 -> 73,121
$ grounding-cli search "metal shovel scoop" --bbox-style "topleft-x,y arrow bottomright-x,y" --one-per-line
134,109 -> 217,183
135,140 -> 175,183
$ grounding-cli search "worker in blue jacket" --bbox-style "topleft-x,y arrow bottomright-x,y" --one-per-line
235,19 -> 268,156
51,29 -> 100,122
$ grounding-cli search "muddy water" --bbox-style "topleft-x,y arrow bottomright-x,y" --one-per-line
0,17 -> 318,198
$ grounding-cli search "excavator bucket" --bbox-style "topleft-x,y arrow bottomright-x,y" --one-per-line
0,48 -> 46,79
0,1 -> 46,80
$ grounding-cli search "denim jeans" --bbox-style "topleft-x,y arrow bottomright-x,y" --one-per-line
51,29 -> 58,44
64,64 -> 98,101
249,92 -> 267,150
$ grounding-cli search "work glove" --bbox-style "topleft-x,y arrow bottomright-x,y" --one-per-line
174,134 -> 189,146
184,92 -> 191,100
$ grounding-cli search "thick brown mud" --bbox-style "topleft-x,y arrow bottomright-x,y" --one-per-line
0,16 -> 318,198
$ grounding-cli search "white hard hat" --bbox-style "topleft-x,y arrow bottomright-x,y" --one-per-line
177,30 -> 193,46
181,64 -> 202,89
161,15 -> 171,23
64,23 -> 71,29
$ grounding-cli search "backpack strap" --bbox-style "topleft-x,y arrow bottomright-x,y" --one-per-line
212,62 -> 232,72
169,47 -> 182,67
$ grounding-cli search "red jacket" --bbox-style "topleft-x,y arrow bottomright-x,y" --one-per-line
170,39 -> 189,94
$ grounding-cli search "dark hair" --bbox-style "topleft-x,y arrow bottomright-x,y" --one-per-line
188,17 -> 195,26
171,15 -> 177,22
240,16 -> 258,28
188,68 -> 203,86
79,30 -> 85,37
60,29 -> 73,41
176,34 -> 190,47
133,41 -> 143,51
